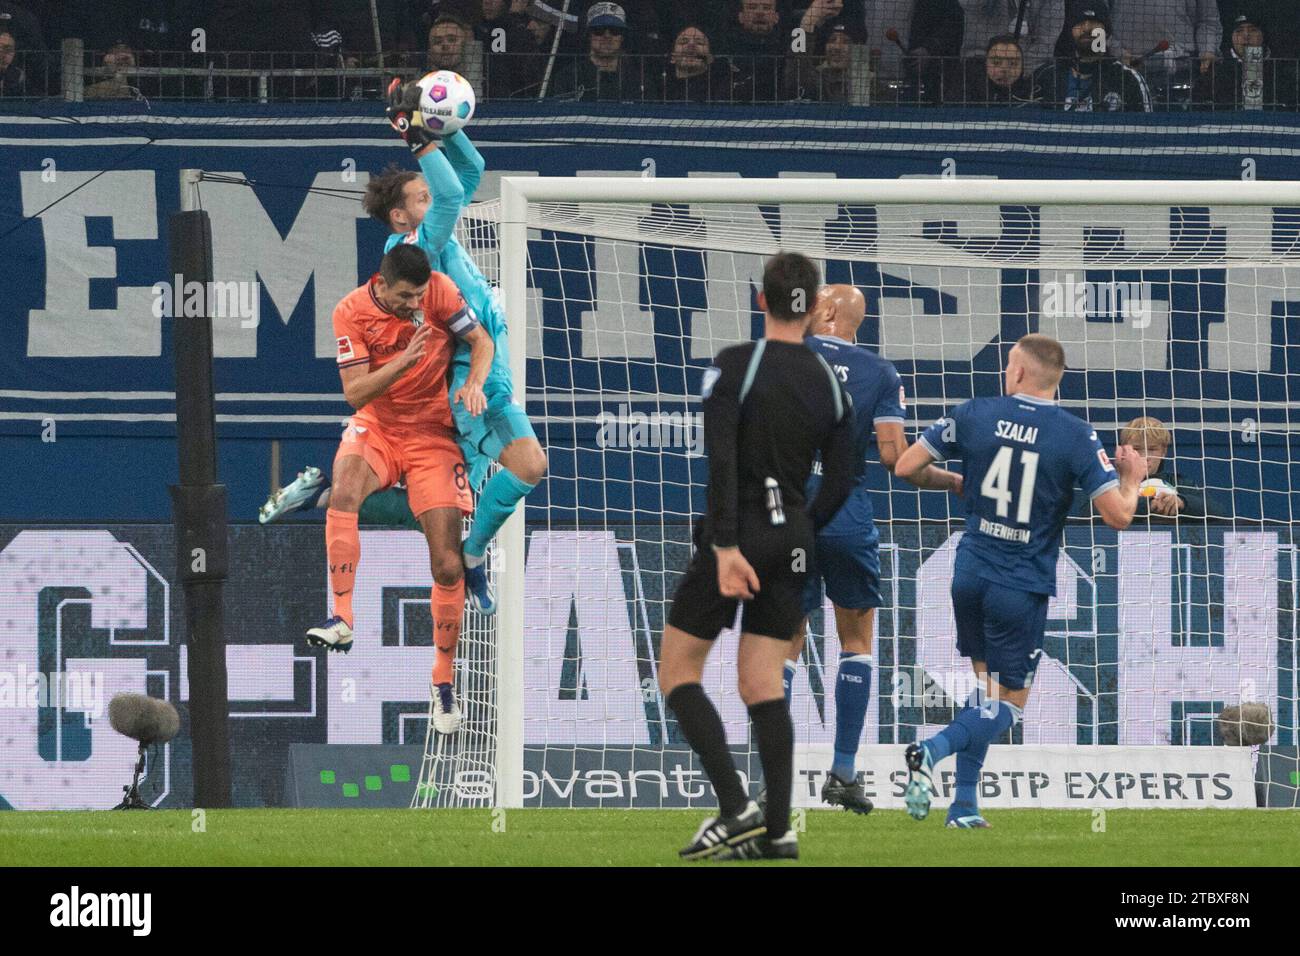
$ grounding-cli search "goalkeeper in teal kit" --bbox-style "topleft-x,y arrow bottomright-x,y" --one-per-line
259,80 -> 546,616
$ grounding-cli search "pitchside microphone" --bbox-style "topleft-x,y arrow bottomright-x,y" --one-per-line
109,693 -> 181,745
108,694 -> 180,810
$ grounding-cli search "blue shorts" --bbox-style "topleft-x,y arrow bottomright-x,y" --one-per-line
450,376 -> 537,491
950,564 -> 1049,692
801,525 -> 883,616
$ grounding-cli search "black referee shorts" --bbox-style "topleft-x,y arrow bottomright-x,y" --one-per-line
667,513 -> 814,642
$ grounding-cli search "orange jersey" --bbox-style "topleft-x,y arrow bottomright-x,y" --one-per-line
332,272 -> 472,434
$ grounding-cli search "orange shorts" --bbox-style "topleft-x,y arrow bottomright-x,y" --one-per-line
334,417 -> 472,518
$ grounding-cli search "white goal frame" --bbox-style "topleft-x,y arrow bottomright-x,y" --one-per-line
493,176 -> 1300,808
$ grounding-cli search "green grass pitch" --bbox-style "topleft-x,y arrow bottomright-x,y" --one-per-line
0,808 -> 1293,866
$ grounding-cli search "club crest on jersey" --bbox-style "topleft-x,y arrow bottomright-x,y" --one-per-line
337,335 -> 354,360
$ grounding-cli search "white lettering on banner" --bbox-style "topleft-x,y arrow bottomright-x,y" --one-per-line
22,170 -> 160,357
1118,531 -> 1278,745
914,534 -> 1096,745
522,531 -> 652,745
203,170 -> 369,359
1038,206 -> 1172,372
793,744 -> 1255,809
325,531 -> 446,744
1212,206 -> 1296,371
575,171 -> 657,359
1216,265 -> 1300,372
875,197 -> 1003,363
0,531 -> 164,809
687,173 -> 768,360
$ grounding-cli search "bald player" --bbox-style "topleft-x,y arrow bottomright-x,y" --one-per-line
895,334 -> 1141,827
792,285 -> 962,813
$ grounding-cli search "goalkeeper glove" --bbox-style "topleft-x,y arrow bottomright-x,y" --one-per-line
385,77 -> 440,155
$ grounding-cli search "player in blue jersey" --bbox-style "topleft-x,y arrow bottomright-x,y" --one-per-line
788,286 -> 962,814
894,334 -> 1141,828
258,81 -> 547,619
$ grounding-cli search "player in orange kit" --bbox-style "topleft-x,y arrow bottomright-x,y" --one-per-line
307,243 -> 494,734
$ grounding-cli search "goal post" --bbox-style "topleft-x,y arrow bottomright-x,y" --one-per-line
488,175 -> 1300,810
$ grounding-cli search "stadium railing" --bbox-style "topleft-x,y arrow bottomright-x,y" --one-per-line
2,40 -> 1298,111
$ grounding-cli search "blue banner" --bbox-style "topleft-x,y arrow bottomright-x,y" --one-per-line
2,103 -> 1299,522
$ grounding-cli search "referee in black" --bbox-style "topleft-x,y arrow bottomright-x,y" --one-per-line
661,252 -> 857,861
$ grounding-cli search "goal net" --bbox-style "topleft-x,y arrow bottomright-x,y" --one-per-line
456,178 -> 1300,808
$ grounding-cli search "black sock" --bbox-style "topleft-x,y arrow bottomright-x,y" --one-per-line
667,683 -> 748,817
749,697 -> 794,838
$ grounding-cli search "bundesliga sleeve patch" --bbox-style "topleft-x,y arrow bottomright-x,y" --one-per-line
1097,448 -> 1114,471
337,335 -> 355,361
899,385 -> 907,409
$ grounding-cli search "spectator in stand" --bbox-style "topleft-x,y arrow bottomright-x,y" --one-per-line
571,0 -> 665,54
959,0 -> 1063,71
0,27 -> 27,95
0,1 -> 45,93
959,33 -> 1034,103
516,0 -> 582,95
798,0 -> 868,43
1108,0 -> 1220,107
660,22 -> 733,102
0,2 -> 43,51
907,0 -> 965,103
1119,416 -> 1222,519
785,21 -> 856,102
475,0 -> 532,98
428,13 -> 473,70
84,42 -> 140,99
550,3 -> 654,100
722,0 -> 788,103
1034,1 -> 1151,110
1193,7 -> 1297,110
909,0 -> 964,59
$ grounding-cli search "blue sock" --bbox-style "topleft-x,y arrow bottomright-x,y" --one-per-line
924,693 -> 1021,768
952,689 -> 987,812
782,660 -> 796,708
464,469 -> 535,558
831,653 -> 873,781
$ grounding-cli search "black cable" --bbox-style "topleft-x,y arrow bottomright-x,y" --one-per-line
0,135 -> 158,242
197,172 -> 366,202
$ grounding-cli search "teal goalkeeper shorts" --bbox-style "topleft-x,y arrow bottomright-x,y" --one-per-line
451,375 -> 537,491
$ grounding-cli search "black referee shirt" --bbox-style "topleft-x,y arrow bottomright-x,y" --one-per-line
701,339 -> 857,548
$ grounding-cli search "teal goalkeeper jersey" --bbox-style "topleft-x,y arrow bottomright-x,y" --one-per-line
382,131 -> 513,399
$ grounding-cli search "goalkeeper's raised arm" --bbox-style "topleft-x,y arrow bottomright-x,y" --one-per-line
383,77 -> 485,255
365,76 -> 549,621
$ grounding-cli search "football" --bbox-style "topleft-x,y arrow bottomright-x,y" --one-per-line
416,70 -> 476,138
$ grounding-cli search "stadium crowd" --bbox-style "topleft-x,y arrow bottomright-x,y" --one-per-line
0,0 -> 1297,109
